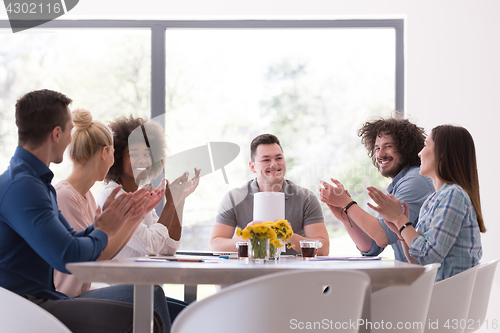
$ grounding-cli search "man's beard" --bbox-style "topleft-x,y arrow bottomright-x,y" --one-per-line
379,161 -> 404,179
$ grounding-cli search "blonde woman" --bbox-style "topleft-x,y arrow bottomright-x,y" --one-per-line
53,109 -> 171,332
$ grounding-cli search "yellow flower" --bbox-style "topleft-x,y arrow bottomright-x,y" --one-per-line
271,239 -> 282,248
266,219 -> 293,241
268,228 -> 277,240
238,219 -> 292,243
241,229 -> 250,240
253,224 -> 265,234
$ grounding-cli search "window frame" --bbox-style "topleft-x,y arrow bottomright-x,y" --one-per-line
0,19 -> 404,119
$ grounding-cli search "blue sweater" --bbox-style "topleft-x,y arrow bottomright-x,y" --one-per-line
0,147 -> 108,300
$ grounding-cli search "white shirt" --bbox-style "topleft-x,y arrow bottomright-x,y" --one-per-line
96,181 -> 181,258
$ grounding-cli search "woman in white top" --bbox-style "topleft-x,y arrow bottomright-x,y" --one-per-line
97,116 -> 200,257
96,115 -> 200,319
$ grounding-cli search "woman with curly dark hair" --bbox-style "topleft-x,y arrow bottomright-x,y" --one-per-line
96,115 -> 200,322
98,115 -> 200,258
319,117 -> 434,262
104,116 -> 167,188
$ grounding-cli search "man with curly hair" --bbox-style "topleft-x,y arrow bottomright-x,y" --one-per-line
319,117 -> 434,261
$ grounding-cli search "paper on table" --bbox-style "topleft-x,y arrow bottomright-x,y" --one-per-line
135,257 -> 205,263
253,192 -> 286,252
253,192 -> 285,222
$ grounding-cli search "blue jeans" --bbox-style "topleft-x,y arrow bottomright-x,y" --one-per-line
164,296 -> 189,322
79,284 -> 176,333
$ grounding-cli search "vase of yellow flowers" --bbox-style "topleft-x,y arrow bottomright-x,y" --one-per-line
237,222 -> 273,263
266,220 -> 294,261
236,219 -> 293,263
249,238 -> 269,263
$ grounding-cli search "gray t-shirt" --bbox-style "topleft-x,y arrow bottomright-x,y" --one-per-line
215,179 -> 324,239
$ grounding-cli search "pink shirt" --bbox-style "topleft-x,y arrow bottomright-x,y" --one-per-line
53,181 -> 96,297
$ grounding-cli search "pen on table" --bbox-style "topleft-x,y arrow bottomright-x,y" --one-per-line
174,258 -> 204,262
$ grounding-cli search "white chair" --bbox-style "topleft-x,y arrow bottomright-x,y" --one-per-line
424,265 -> 479,333
0,286 -> 71,333
464,259 -> 499,333
171,270 -> 371,333
371,263 -> 440,333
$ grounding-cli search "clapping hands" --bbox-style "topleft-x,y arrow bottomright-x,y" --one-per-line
319,179 -> 352,209
138,184 -> 165,216
95,186 -> 150,237
367,186 -> 409,230
166,168 -> 201,207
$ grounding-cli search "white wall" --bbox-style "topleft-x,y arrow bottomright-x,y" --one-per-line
3,0 -> 499,330
403,3 -> 500,330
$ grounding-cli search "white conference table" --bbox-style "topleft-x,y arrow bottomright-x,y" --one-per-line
67,256 -> 424,333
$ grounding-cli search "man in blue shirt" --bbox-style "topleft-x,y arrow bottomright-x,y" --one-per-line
0,89 -> 164,333
319,118 -> 434,262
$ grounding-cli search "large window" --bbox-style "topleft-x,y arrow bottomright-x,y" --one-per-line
0,28 -> 151,189
0,20 -> 403,257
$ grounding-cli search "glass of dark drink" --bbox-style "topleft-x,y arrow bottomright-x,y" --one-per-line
235,241 -> 249,260
299,240 -> 322,259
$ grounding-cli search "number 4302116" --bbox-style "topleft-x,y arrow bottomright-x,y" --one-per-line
5,2 -> 62,14
444,319 -> 498,330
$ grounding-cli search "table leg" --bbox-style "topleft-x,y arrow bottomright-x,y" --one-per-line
133,284 -> 154,333
359,286 -> 372,333
183,285 -> 197,303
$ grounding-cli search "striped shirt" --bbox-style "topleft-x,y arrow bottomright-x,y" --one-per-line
409,183 -> 482,281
